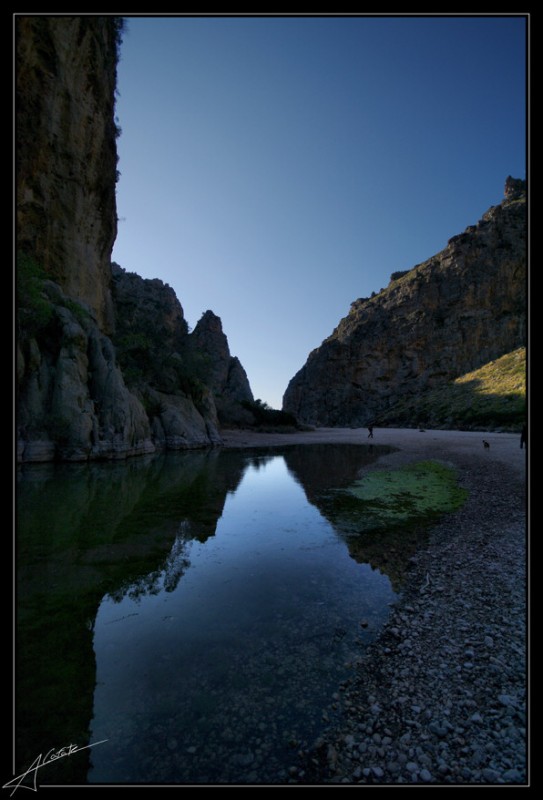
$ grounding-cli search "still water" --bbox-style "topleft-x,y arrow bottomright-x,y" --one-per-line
17,444 -> 397,785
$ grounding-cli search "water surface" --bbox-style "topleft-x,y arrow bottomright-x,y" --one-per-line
16,444 -> 397,785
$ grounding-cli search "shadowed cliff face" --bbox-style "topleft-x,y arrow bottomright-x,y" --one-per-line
283,179 -> 526,427
191,310 -> 255,424
15,16 -> 150,462
16,16 -> 120,334
16,17 -> 254,462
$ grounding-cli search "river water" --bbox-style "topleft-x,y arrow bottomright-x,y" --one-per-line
16,443 -> 397,785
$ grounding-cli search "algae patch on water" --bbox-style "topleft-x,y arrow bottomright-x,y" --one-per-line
322,460 -> 468,535
349,460 -> 468,525
315,460 -> 468,592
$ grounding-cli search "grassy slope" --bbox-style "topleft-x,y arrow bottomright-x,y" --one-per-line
377,347 -> 526,431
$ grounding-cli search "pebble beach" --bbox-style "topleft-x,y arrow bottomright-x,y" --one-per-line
222,427 -> 529,785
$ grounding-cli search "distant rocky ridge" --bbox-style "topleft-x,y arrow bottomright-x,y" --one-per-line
283,177 -> 526,428
16,16 -> 253,462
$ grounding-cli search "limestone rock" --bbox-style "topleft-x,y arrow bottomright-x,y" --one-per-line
16,17 -> 253,461
283,180 -> 526,427
111,263 -> 189,395
504,175 -> 526,201
16,16 -> 120,334
147,389 -> 222,450
16,274 -> 227,462
191,310 -> 254,424
17,282 -> 155,462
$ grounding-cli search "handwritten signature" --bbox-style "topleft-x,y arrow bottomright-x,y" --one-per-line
3,740 -> 108,796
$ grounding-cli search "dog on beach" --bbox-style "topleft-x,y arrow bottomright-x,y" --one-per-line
483,440 -> 490,449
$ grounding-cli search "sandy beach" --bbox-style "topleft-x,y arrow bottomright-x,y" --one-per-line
221,426 -> 527,479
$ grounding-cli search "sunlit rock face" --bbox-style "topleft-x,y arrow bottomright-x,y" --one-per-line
283,179 -> 526,427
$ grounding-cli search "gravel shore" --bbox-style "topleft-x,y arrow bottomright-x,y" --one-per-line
223,427 -> 529,785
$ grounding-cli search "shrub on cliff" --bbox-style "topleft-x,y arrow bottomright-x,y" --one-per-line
16,252 -> 54,336
389,269 -> 411,283
113,323 -> 211,402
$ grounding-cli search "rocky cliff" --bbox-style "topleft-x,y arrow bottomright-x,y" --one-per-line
16,15 -> 120,334
283,178 -> 526,427
16,16 -> 253,462
191,310 -> 255,425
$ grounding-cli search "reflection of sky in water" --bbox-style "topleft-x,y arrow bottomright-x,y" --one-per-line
89,455 -> 397,783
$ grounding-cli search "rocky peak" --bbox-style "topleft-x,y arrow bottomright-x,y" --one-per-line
111,263 -> 188,340
191,310 -> 254,418
504,175 -> 526,201
194,309 -> 224,334
192,311 -> 230,373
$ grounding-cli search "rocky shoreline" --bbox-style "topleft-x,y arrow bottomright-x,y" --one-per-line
223,428 -> 528,785
302,448 -> 526,784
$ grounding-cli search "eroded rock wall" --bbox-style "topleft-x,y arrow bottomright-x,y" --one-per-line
16,17 -> 250,461
283,179 -> 526,426
16,15 -> 119,333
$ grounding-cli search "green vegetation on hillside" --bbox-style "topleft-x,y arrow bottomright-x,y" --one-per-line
112,292 -> 211,402
16,252 -> 54,336
17,251 -> 91,339
378,348 -> 526,431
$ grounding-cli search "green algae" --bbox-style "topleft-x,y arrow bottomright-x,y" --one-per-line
317,459 -> 468,538
346,460 -> 468,528
315,460 -> 468,592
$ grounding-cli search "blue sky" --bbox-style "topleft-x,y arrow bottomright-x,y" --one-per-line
112,14 -> 527,409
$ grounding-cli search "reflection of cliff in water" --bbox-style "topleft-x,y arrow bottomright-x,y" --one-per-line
282,443 -> 394,493
16,449 -> 250,784
16,444 -> 411,786
282,443 -> 429,592
328,514 -> 431,594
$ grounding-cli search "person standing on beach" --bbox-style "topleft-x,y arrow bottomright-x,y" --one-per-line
367,425 -> 374,439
